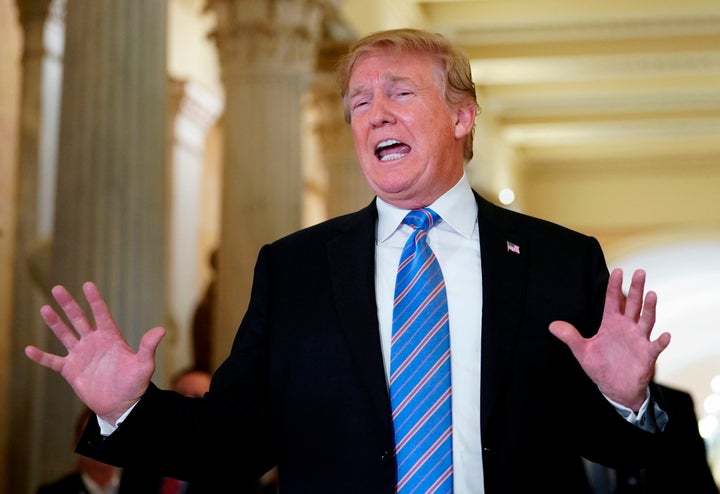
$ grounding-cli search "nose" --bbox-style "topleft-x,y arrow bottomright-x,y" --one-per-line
369,95 -> 396,127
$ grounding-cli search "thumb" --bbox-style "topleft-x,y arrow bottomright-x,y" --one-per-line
549,320 -> 583,351
137,326 -> 166,358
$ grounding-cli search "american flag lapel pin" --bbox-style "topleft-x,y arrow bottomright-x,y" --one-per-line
506,241 -> 520,254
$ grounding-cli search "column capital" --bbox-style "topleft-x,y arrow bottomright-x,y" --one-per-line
206,0 -> 328,79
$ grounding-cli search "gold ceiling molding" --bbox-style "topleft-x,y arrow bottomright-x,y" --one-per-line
448,15 -> 720,44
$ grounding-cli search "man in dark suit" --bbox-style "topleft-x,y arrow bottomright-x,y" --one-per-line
26,28 -> 672,493
584,382 -> 718,493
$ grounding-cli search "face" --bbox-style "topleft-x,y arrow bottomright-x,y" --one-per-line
347,51 -> 475,209
173,371 -> 211,398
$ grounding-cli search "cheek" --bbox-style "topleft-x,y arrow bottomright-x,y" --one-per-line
351,125 -> 369,152
353,138 -> 372,165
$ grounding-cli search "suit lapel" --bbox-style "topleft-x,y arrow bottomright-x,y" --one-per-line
327,203 -> 394,432
475,193 -> 529,433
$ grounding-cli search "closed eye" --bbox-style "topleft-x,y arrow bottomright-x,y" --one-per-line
351,99 -> 371,115
392,89 -> 415,102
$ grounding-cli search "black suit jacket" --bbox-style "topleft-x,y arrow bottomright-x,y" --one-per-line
36,470 -> 265,494
78,193 -> 668,493
118,468 -> 271,494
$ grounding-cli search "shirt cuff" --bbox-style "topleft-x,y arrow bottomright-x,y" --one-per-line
96,402 -> 139,436
604,387 -> 668,432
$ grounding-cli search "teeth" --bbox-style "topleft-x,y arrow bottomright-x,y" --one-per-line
376,139 -> 400,151
380,153 -> 405,162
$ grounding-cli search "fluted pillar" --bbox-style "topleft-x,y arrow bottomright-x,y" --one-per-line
8,0 -> 64,492
29,0 -> 168,487
205,0 -> 325,362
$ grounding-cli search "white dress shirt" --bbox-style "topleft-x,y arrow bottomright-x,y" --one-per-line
375,173 -> 485,493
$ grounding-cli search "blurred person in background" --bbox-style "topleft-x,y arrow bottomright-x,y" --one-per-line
36,407 -> 122,494
583,378 -> 718,494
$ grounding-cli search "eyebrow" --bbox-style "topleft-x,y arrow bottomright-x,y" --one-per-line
348,84 -> 369,100
349,74 -> 417,99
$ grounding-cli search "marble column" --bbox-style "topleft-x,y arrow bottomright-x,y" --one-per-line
205,0 -> 325,362
30,0 -> 168,486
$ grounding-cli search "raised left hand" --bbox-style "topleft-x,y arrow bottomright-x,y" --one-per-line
549,268 -> 671,412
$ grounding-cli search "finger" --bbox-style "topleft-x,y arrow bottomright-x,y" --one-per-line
83,282 -> 121,333
602,268 -> 625,318
136,327 -> 167,359
624,269 -> 646,322
52,284 -> 95,336
40,304 -> 80,350
549,320 -> 584,352
652,332 -> 671,357
638,290 -> 657,337
24,345 -> 65,372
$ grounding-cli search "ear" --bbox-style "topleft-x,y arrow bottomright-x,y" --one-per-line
453,102 -> 477,140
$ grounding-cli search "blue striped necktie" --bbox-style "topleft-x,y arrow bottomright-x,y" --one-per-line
390,208 -> 453,493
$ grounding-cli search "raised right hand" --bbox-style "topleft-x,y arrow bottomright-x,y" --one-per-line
24,282 -> 165,425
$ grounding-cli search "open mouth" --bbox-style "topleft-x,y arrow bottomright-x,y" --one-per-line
375,139 -> 411,161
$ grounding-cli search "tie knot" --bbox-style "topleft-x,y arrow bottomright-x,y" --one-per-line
403,208 -> 440,232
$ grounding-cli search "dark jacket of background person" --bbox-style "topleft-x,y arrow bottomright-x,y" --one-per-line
36,407 -> 122,494
36,472 -> 112,494
75,194 -> 667,494
584,383 -> 718,494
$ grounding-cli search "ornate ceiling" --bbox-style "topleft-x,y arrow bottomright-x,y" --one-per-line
339,0 -> 720,217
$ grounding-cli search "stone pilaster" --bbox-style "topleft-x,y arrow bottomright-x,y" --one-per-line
167,78 -> 223,373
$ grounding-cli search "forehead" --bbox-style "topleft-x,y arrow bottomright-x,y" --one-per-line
348,51 -> 440,89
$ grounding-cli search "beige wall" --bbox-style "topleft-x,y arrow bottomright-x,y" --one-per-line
168,0 -> 222,97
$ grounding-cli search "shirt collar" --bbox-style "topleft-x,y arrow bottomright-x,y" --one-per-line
376,172 -> 478,243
